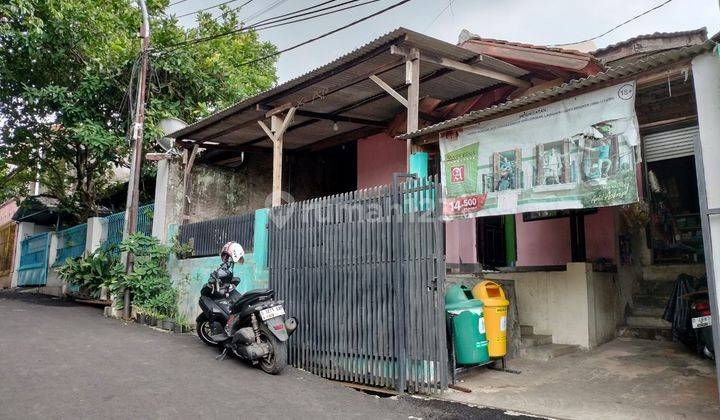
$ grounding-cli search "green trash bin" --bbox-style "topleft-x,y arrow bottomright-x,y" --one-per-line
445,285 -> 490,365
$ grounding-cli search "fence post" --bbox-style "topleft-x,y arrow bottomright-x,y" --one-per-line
152,159 -> 171,243
86,217 -> 108,298
45,232 -> 60,293
86,217 -> 107,253
253,208 -> 270,275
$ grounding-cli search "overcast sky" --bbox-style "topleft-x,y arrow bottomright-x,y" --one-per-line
169,0 -> 720,83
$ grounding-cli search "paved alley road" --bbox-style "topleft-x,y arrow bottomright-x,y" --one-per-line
0,291 -> 531,420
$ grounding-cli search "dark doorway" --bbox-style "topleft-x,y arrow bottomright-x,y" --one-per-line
477,216 -> 506,269
647,155 -> 703,263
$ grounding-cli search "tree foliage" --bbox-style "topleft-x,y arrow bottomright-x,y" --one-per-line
0,0 -> 277,218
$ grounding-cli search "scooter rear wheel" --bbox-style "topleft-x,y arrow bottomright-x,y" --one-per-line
196,314 -> 219,347
258,326 -> 287,374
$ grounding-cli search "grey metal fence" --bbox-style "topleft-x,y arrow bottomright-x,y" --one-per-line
178,212 -> 255,258
268,176 -> 447,393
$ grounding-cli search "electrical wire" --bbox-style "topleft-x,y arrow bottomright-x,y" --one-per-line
175,0 -> 254,19
243,0 -> 289,24
423,0 -> 454,32
551,0 -> 673,46
168,0 -> 190,7
230,0 -> 412,68
250,0 -> 343,26
207,0 -> 349,29
160,0 -> 401,52
250,0 -> 383,33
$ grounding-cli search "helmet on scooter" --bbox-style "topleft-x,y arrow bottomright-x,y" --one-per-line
220,242 -> 244,263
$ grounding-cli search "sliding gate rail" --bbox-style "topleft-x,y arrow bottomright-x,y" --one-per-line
268,176 -> 447,393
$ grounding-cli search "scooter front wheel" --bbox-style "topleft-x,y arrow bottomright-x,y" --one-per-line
258,326 -> 287,374
196,314 -> 219,347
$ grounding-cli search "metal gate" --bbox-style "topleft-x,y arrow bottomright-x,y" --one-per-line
0,222 -> 16,277
17,232 -> 51,287
268,176 -> 447,393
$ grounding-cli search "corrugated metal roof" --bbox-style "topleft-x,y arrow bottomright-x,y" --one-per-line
592,28 -> 708,56
169,27 -> 529,149
397,35 -> 718,141
458,29 -> 597,59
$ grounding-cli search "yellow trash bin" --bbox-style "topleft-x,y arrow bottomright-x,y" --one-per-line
471,280 -> 510,358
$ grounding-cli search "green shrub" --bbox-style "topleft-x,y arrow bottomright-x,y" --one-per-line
108,233 -> 176,317
57,247 -> 123,299
59,232 -> 181,319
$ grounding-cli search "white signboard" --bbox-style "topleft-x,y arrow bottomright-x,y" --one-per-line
439,82 -> 640,219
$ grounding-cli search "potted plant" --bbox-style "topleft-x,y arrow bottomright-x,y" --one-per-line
174,315 -> 189,333
162,317 -> 176,331
136,311 -> 147,325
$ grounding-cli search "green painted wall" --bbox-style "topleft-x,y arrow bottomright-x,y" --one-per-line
168,220 -> 270,324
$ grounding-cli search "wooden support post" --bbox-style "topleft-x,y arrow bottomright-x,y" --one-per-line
258,107 -> 296,207
271,115 -> 283,207
406,48 -> 420,171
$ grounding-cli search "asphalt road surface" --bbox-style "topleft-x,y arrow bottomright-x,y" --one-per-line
0,291 -> 535,420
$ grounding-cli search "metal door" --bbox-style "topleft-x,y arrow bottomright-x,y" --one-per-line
17,232 -> 51,287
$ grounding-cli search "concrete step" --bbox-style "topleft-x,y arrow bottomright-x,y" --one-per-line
637,279 -> 676,298
617,325 -> 673,341
633,294 -> 670,308
626,316 -> 671,329
519,344 -> 580,361
519,325 -> 534,336
642,264 -> 706,282
520,334 -> 552,348
632,305 -> 665,317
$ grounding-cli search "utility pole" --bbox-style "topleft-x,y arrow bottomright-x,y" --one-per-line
122,0 -> 150,320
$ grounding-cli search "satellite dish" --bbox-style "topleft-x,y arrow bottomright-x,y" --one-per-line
156,117 -> 187,153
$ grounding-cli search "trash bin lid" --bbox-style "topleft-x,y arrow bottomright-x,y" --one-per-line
445,284 -> 469,305
446,298 -> 484,312
472,280 -> 510,306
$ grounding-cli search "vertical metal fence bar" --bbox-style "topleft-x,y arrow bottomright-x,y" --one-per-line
267,178 -> 447,393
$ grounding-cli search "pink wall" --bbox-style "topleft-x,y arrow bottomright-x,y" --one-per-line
585,207 -> 617,262
514,207 -> 617,266
356,133 -> 406,189
0,200 -> 18,226
515,214 -> 572,266
445,219 -> 478,264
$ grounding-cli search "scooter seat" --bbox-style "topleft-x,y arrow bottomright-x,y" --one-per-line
232,289 -> 275,312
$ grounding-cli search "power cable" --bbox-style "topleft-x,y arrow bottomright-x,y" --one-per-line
168,0 -> 190,7
175,0 -> 254,19
243,0 -> 289,23
551,0 -> 673,46
251,0 -> 344,26
230,0 -> 412,68
250,0 -> 382,33
423,0 -> 454,32
160,0 -> 398,52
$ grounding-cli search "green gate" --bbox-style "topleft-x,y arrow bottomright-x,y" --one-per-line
17,232 -> 51,287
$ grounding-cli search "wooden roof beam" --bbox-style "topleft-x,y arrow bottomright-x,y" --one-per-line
291,109 -> 386,127
390,45 -> 531,89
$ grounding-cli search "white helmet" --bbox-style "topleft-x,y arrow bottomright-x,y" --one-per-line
220,242 -> 245,263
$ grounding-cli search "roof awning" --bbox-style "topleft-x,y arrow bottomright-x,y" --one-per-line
12,195 -> 60,225
168,27 -> 531,153
397,34 -> 719,142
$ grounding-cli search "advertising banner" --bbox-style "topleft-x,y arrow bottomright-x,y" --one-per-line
439,82 -> 640,219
